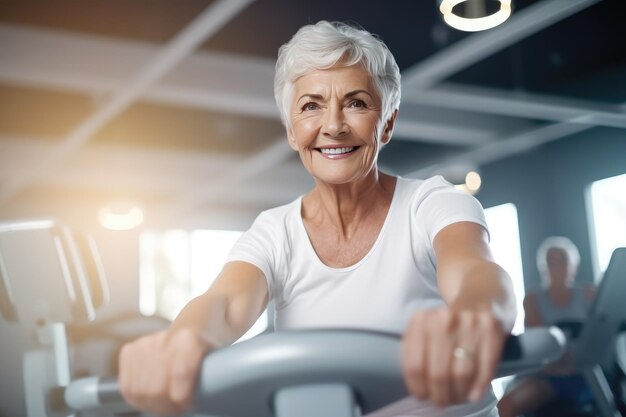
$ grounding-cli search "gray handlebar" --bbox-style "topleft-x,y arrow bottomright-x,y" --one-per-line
62,327 -> 566,417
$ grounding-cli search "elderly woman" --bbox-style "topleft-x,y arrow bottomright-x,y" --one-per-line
498,236 -> 595,417
119,21 -> 516,417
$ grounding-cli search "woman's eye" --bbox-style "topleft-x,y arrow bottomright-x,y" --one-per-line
302,102 -> 319,111
348,99 -> 366,108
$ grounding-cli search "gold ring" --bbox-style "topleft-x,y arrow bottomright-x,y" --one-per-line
452,346 -> 474,361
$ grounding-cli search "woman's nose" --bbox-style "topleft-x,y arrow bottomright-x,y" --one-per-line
321,104 -> 348,138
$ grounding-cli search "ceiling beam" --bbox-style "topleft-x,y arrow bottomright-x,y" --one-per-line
0,133 -> 304,221
0,0 -> 256,206
406,83 -> 626,129
0,23 -> 278,118
0,134 -> 242,192
393,118 -> 494,145
403,110 -> 624,180
401,0 -> 602,91
170,136 -> 298,218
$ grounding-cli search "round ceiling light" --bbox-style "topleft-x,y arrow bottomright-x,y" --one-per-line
98,202 -> 144,231
439,0 -> 512,32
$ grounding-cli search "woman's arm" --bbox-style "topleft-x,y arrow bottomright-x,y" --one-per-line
402,221 -> 517,407
118,261 -> 268,416
523,293 -> 544,327
434,221 -> 516,331
169,261 -> 269,344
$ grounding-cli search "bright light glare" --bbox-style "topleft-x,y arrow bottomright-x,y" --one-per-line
588,172 -> 626,277
139,229 -> 269,340
465,171 -> 482,192
98,205 -> 143,231
454,170 -> 481,195
190,230 -> 243,295
440,0 -> 512,32
484,203 -> 525,335
484,202 -> 524,399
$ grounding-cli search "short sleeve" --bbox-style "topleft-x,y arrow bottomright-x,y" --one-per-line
225,211 -> 279,297
414,176 -> 489,245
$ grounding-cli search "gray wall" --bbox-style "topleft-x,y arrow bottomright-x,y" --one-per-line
476,127 -> 626,290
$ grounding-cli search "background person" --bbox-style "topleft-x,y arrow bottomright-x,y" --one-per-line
498,236 -> 595,417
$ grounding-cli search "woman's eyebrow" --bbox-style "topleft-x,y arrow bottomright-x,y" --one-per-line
297,89 -> 373,102
345,89 -> 374,99
297,93 -> 324,102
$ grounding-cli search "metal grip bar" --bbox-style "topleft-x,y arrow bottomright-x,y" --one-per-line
62,327 -> 566,416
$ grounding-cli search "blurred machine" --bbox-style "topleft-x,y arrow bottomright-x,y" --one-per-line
0,220 -> 167,416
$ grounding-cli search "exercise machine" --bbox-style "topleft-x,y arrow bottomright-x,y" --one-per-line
570,248 -> 626,417
0,220 -> 114,417
0,219 -> 567,417
59,327 -> 564,417
533,248 -> 626,417
0,219 -> 167,417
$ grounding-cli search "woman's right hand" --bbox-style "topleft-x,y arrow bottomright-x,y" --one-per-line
118,327 -> 218,416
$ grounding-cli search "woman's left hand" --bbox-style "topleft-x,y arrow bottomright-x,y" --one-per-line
401,306 -> 507,407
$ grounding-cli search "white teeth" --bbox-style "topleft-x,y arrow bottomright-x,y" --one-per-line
320,147 -> 355,155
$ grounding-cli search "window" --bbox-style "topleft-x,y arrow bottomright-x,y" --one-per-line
483,202 -> 525,399
587,172 -> 626,279
139,229 -> 268,341
484,203 -> 525,335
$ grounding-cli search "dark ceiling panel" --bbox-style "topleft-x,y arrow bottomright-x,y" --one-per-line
200,0 -> 445,68
449,0 -> 626,97
0,0 -> 214,43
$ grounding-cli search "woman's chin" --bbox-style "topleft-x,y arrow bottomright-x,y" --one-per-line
312,170 -> 373,186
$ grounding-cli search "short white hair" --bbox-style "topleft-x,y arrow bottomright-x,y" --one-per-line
536,236 -> 581,276
274,20 -> 401,129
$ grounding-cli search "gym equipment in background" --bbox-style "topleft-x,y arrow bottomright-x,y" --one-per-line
571,248 -> 626,417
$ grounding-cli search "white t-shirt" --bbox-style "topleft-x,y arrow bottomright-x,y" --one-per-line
226,176 -> 498,417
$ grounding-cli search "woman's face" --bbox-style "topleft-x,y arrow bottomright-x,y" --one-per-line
546,247 -> 574,286
287,65 -> 395,185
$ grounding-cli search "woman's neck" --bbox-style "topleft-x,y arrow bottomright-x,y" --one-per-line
547,281 -> 575,305
302,171 -> 396,240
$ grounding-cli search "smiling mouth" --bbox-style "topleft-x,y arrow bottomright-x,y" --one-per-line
316,146 -> 359,155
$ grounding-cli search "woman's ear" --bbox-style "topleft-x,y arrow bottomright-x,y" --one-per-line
381,109 -> 398,145
287,128 -> 299,151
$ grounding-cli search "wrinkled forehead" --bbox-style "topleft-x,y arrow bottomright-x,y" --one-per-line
291,65 -> 378,98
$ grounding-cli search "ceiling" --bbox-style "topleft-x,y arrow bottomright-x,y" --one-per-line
0,0 -> 624,230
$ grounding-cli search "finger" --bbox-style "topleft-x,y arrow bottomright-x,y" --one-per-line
450,312 -> 477,403
427,310 -> 455,407
469,314 -> 505,402
402,313 -> 428,400
119,333 -> 181,416
144,369 -> 180,416
167,331 -> 208,411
